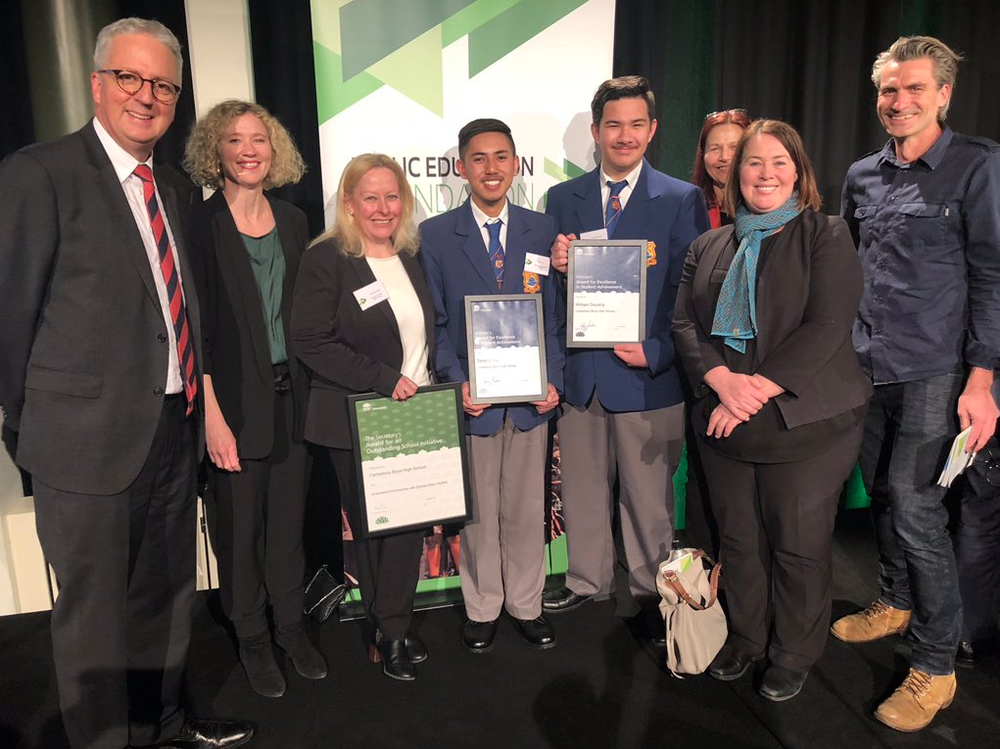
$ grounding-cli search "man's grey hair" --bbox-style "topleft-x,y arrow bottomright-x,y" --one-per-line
93,18 -> 183,79
871,35 -> 963,121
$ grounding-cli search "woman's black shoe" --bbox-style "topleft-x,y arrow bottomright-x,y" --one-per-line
238,640 -> 286,698
405,633 -> 428,663
707,648 -> 763,681
759,664 -> 809,701
376,638 -> 416,681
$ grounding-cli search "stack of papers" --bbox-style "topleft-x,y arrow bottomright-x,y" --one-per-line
662,551 -> 693,575
937,427 -> 977,488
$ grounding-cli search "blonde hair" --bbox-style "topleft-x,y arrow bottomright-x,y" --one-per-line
183,99 -> 306,190
722,119 -> 822,216
871,36 -> 963,120
312,154 -> 419,258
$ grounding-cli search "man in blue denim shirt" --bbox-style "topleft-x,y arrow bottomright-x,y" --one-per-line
833,36 -> 1000,733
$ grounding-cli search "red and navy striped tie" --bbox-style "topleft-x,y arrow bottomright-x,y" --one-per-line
133,164 -> 197,414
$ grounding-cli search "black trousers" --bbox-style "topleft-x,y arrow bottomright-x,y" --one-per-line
33,395 -> 196,749
699,421 -> 864,671
953,430 -> 1000,643
212,388 -> 308,640
330,448 -> 423,641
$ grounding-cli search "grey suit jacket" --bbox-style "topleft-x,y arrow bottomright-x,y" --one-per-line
0,123 -> 201,495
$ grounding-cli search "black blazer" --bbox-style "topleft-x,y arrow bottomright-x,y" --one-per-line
290,238 -> 436,450
188,190 -> 310,460
0,124 -> 200,495
673,210 -> 872,432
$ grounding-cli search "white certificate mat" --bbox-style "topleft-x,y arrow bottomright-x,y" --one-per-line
567,239 -> 647,347
465,295 -> 548,405
349,384 -> 471,538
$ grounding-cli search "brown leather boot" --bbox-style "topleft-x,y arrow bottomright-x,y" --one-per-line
875,668 -> 956,732
830,600 -> 911,642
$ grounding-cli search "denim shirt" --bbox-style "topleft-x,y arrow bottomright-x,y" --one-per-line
841,127 -> 1000,385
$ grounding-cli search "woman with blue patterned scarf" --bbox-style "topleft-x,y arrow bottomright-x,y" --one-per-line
673,120 -> 871,702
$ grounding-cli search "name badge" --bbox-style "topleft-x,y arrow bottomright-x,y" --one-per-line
523,252 -> 551,276
353,280 -> 389,310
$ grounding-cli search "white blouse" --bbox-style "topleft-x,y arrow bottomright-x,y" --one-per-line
365,254 -> 431,386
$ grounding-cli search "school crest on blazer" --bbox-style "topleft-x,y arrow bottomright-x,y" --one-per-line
522,271 -> 541,293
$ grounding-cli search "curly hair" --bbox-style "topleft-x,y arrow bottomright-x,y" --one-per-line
722,119 -> 822,216
183,99 -> 306,190
311,154 -> 419,258
691,109 -> 752,210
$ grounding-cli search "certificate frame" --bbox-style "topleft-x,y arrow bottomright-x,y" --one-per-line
464,294 -> 548,405
566,239 -> 647,348
348,383 -> 471,538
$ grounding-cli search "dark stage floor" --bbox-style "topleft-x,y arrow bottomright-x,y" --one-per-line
1,510 -> 997,749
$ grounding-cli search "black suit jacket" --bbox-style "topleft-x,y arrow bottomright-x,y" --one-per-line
188,190 -> 310,459
0,123 -> 200,495
290,239 -> 436,450
673,210 -> 872,432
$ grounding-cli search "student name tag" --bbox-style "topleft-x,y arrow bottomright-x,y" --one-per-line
580,228 -> 609,240
353,280 -> 389,310
523,252 -> 551,276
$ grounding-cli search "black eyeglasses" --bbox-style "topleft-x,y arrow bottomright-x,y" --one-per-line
97,69 -> 181,104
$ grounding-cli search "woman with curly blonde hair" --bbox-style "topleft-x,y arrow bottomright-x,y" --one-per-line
184,100 -> 323,698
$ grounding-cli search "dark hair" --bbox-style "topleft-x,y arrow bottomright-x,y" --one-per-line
458,118 -> 516,162
722,119 -> 822,215
590,75 -> 655,126
691,109 -> 752,209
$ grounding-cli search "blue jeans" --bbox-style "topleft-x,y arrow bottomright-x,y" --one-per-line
860,372 -> 964,675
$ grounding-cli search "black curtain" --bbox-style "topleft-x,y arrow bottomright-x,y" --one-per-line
247,0 -> 326,237
615,0 -> 1000,211
0,1 -> 194,168
7,0 -> 997,216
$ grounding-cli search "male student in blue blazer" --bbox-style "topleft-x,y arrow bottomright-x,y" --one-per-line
543,76 -> 710,642
421,119 -> 565,653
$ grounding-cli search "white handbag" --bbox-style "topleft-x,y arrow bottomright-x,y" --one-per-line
656,549 -> 727,678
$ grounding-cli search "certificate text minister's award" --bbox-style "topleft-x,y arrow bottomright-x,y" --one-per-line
465,294 -> 548,405
567,239 -> 647,348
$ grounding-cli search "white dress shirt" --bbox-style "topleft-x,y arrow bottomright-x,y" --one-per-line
469,198 -> 510,253
599,159 -> 643,221
92,118 -> 186,394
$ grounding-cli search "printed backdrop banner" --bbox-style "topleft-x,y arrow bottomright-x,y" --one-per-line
310,0 -> 615,225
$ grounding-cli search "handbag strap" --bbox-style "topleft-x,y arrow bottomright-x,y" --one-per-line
663,557 -> 722,610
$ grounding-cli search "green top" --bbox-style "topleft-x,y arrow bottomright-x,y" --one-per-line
240,227 -> 287,364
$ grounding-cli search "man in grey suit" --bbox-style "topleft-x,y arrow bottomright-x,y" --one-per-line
0,18 -> 252,749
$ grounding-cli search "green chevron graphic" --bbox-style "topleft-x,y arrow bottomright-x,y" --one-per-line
313,0 -> 589,121
355,389 -> 461,462
544,157 -> 587,182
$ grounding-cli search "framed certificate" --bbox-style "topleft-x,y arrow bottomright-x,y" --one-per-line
348,384 -> 471,538
464,294 -> 548,405
566,239 -> 647,348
